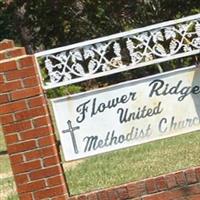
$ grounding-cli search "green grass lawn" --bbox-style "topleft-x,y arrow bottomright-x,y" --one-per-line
65,131 -> 200,195
0,126 -> 18,200
1,128 -> 200,198
0,177 -> 18,200
0,154 -> 18,200
0,128 -> 7,152
0,155 -> 12,174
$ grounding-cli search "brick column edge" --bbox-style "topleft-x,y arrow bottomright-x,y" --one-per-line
0,40 -> 69,200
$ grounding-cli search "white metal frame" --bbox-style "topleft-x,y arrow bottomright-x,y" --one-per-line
35,13 -> 200,90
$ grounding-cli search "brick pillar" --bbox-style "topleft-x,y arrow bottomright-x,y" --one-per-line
0,40 -> 69,200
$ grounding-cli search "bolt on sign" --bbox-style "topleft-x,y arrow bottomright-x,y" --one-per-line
35,14 -> 200,161
51,66 -> 200,161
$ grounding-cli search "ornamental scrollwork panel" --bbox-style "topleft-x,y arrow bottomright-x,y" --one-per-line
38,19 -> 200,86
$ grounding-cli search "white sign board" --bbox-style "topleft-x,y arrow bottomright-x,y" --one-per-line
52,66 -> 200,161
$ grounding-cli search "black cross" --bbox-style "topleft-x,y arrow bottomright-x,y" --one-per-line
62,120 -> 80,154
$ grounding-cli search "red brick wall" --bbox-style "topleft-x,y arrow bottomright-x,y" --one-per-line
0,39 -> 200,200
0,39 -> 68,200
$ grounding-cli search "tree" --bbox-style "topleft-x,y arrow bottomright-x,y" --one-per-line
1,0 -> 199,53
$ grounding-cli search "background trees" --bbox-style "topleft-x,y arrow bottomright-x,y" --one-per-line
0,0 -> 200,53
0,0 -> 200,95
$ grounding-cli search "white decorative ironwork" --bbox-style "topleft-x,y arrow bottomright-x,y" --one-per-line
35,14 -> 200,89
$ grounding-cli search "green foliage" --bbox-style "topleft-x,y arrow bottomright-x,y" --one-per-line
0,1 -> 17,41
0,1 -> 200,52
0,1 -> 200,95
47,85 -> 82,98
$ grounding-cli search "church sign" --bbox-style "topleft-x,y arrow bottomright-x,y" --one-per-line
34,14 -> 200,162
52,66 -> 200,161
